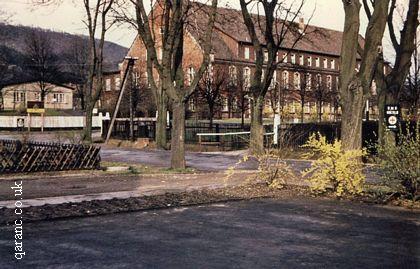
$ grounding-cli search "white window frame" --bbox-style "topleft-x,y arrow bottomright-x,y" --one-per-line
282,71 -> 289,89
244,47 -> 250,59
294,72 -> 300,90
307,56 -> 312,67
105,78 -> 111,91
331,59 -> 335,69
299,55 -> 304,65
323,58 -> 328,69
291,54 -> 296,64
243,67 -> 251,88
326,75 -> 332,90
315,57 -> 320,67
115,77 -> 121,90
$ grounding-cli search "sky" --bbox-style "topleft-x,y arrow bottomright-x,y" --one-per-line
1,0 -> 393,58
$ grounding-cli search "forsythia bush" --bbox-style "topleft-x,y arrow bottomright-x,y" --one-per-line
225,151 -> 295,189
302,133 -> 366,196
376,125 -> 419,199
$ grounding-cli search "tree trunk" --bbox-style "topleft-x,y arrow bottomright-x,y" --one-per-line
341,83 -> 365,150
84,103 -> 93,143
170,101 -> 186,169
249,98 -> 264,154
209,105 -> 214,129
155,95 -> 167,149
300,99 -> 304,123
377,90 -> 396,147
317,101 -> 322,122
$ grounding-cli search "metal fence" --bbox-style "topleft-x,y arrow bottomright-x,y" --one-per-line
0,140 -> 101,173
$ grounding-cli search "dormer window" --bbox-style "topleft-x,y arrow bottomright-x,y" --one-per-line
291,54 -> 296,64
315,57 -> 320,67
323,58 -> 328,68
244,47 -> 250,60
307,56 -> 312,66
299,55 -> 304,65
331,59 -> 335,69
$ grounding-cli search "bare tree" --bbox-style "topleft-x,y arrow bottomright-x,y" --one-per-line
65,38 -> 89,110
133,0 -> 218,169
339,0 -> 389,150
401,29 -> 420,120
196,67 -> 227,129
239,0 -> 309,154
25,30 -> 61,103
363,0 -> 419,146
33,0 -> 116,143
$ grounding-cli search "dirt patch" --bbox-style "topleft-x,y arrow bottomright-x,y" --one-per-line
1,183 -> 417,226
0,184 -> 307,225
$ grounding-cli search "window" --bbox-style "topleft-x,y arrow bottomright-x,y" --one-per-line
291,54 -> 296,64
327,75 -> 332,90
316,74 -> 322,88
282,71 -> 289,88
243,67 -> 251,88
331,59 -> 335,69
188,97 -> 195,111
34,92 -> 41,101
306,73 -> 312,91
264,51 -> 268,62
187,66 -> 195,86
299,55 -> 304,65
305,102 -> 311,113
222,97 -> 229,112
229,66 -> 237,84
105,79 -> 111,91
53,93 -> 65,103
315,57 -> 320,67
244,47 -> 250,59
270,71 -> 277,89
307,56 -> 312,66
115,77 -> 121,90
13,91 -> 25,103
282,53 -> 287,63
210,53 -> 215,62
323,58 -> 328,68
290,101 -> 296,113
294,72 -> 300,89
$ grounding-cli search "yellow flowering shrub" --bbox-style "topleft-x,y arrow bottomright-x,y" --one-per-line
302,133 -> 366,196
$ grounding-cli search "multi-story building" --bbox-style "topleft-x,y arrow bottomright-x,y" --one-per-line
116,3 -> 379,122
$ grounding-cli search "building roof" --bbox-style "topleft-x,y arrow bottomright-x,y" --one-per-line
186,3 -> 364,60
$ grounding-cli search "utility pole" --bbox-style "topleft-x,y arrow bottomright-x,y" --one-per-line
105,57 -> 138,143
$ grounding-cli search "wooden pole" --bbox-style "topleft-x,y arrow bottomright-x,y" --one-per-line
105,57 -> 138,143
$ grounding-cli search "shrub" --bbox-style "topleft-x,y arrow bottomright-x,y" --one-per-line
302,133 -> 366,196
225,150 -> 295,189
376,124 -> 419,200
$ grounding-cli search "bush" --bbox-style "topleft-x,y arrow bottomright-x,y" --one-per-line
225,150 -> 295,189
302,133 -> 366,196
376,124 -> 419,200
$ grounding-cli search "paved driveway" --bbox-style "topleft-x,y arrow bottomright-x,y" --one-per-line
0,198 -> 418,268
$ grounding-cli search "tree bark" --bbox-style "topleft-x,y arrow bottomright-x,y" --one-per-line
155,93 -> 168,149
84,102 -> 93,143
339,0 -> 389,151
300,99 -> 305,123
170,101 -> 186,169
341,80 -> 365,150
249,98 -> 264,154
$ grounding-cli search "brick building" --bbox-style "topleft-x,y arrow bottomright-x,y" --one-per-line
118,3 -> 379,122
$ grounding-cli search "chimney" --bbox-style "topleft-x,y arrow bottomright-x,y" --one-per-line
298,18 -> 305,31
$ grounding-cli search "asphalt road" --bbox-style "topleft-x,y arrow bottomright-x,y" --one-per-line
101,148 -> 381,183
1,198 -> 418,268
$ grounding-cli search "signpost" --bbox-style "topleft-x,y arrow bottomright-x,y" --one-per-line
27,101 -> 45,132
384,104 -> 400,131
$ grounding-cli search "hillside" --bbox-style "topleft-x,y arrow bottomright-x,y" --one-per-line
0,23 -> 128,86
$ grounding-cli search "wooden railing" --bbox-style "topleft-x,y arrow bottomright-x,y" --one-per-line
0,140 -> 101,173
